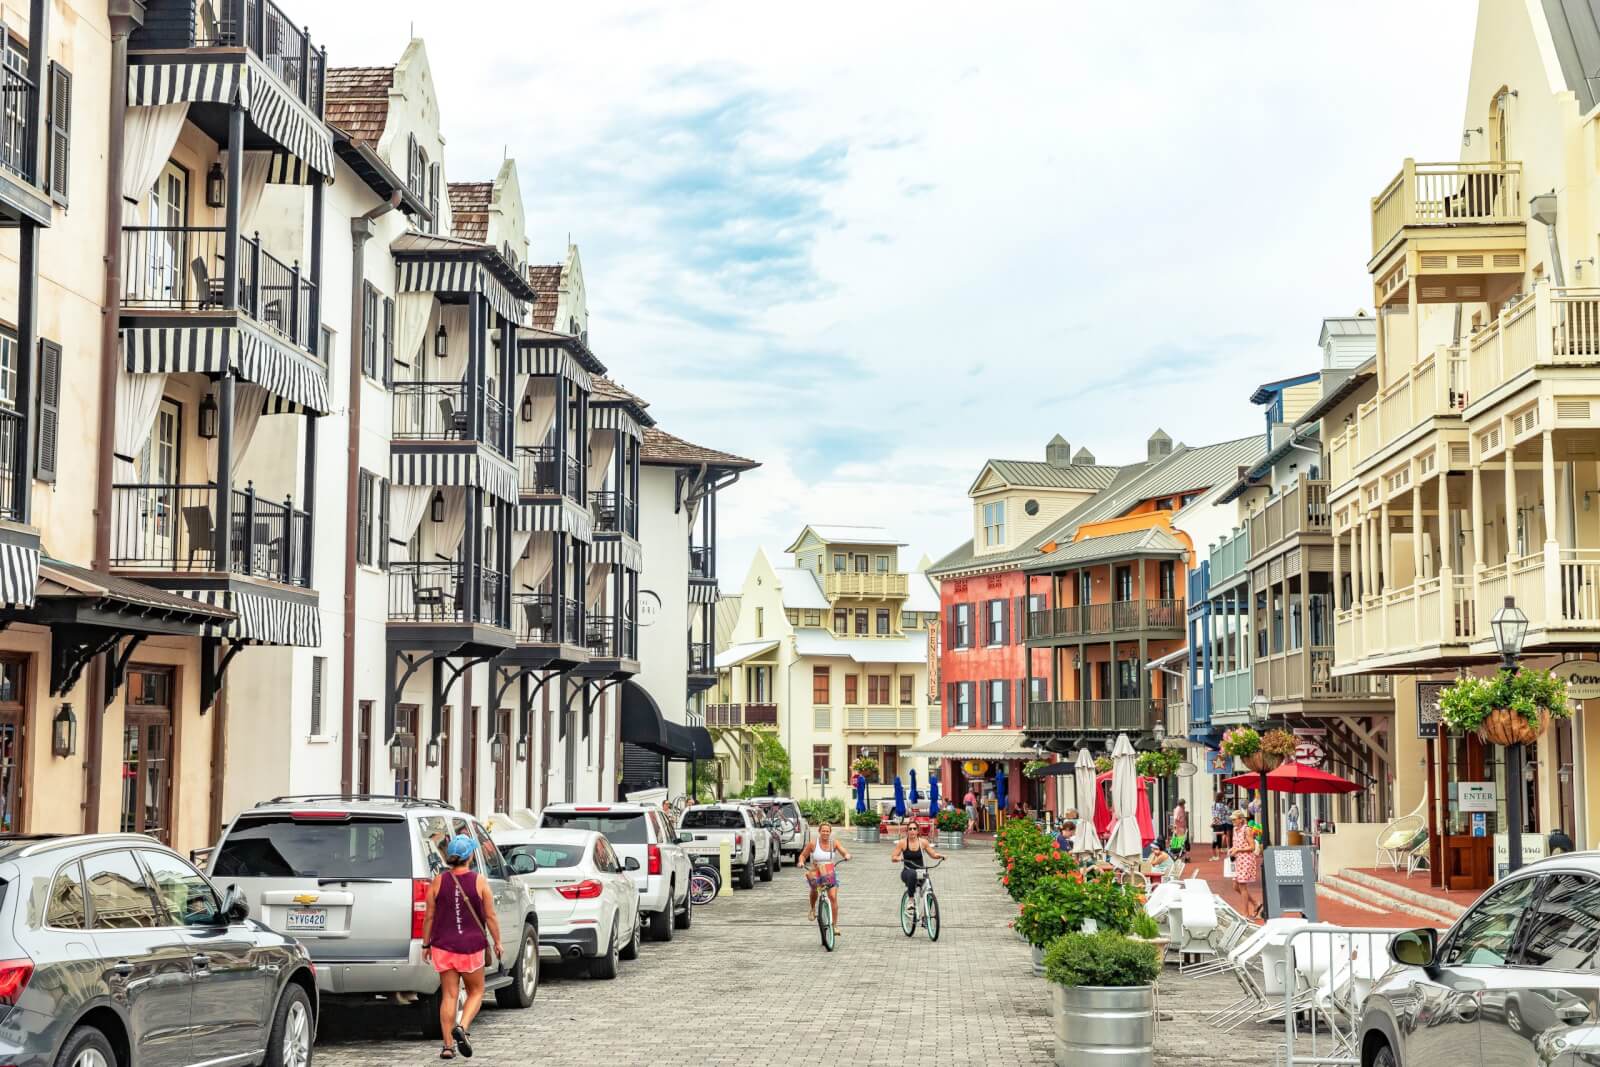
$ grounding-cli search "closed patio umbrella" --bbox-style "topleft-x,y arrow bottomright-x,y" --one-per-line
929,776 -> 941,817
995,766 -> 1009,816
1107,734 -> 1145,857
1072,749 -> 1104,855
909,768 -> 921,805
893,776 -> 907,818
855,774 -> 867,813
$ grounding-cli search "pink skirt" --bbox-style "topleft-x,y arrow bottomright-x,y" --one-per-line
430,948 -> 485,974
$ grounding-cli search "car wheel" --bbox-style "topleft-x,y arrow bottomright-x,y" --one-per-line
54,1026 -> 118,1067
620,907 -> 642,960
589,923 -> 620,980
264,983 -> 313,1067
494,922 -> 539,1008
739,857 -> 755,889
675,889 -> 693,929
759,854 -> 773,882
650,891 -> 675,941
1369,1041 -> 1396,1067
416,993 -> 443,1040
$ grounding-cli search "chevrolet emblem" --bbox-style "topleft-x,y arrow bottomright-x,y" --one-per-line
292,894 -> 319,905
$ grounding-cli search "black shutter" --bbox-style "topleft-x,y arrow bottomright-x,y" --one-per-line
359,283 -> 375,378
1001,598 -> 1011,645
378,477 -> 391,568
46,63 -> 70,205
355,471 -> 372,565
1015,595 -> 1026,642
310,656 -> 325,735
33,339 -> 60,482
428,163 -> 440,233
382,296 -> 395,387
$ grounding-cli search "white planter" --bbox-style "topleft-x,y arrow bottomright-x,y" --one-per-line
1052,984 -> 1155,1067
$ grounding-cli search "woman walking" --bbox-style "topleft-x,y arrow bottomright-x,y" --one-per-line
421,834 -> 504,1059
1228,810 -> 1263,919
1169,799 -> 1189,860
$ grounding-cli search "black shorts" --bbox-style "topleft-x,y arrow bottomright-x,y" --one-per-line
901,866 -> 924,894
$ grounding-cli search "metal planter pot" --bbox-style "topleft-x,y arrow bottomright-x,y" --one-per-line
1031,943 -> 1046,976
856,827 -> 881,844
939,831 -> 965,850
1052,984 -> 1155,1067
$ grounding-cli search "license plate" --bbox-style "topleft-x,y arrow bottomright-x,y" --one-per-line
285,907 -> 327,932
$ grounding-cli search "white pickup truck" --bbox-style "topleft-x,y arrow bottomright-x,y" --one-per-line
678,804 -> 775,889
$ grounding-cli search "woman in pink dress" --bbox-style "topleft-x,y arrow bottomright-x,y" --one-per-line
1229,809 -> 1263,918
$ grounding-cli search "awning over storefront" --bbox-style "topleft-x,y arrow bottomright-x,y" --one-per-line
714,640 -> 778,670
620,681 -> 713,761
909,730 -> 1037,761
160,584 -> 320,647
591,404 -> 643,441
0,538 -> 39,609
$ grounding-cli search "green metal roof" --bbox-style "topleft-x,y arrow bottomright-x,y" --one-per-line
971,459 -> 1123,494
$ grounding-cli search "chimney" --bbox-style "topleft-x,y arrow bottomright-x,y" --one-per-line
1046,434 -> 1072,467
1071,446 -> 1096,466
1147,428 -> 1173,461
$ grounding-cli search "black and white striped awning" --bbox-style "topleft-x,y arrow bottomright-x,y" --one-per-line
396,258 -> 528,324
0,542 -> 38,608
688,580 -> 719,605
591,405 -> 643,441
127,58 -> 334,180
122,324 -> 330,415
516,344 -> 594,392
591,535 -> 643,571
390,449 -> 519,505
164,586 -> 322,646
516,498 -> 595,543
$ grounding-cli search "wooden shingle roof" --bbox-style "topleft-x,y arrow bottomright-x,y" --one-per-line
324,66 -> 394,147
641,426 -> 758,471
448,182 -> 492,243
528,264 -> 562,329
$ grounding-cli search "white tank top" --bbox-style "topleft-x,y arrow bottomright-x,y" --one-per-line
812,838 -> 836,863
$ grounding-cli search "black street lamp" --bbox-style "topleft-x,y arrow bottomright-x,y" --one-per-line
1491,596 -> 1530,872
1249,689 -> 1273,846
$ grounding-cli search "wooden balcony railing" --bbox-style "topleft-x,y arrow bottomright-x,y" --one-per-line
1246,476 -> 1329,555
706,703 -> 778,727
1466,285 -> 1600,407
1028,599 -> 1184,640
1252,645 -> 1391,702
1371,159 -> 1522,255
823,571 -> 909,598
1026,699 -> 1149,733
111,482 -> 310,586
843,706 -> 921,731
1327,345 -> 1468,486
1210,525 -> 1250,586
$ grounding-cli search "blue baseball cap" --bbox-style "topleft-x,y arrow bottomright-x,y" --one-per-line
445,834 -> 477,861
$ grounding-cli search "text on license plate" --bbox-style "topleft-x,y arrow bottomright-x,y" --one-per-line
286,907 -> 327,932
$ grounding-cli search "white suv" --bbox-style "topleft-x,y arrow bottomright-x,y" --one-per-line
535,803 -> 693,939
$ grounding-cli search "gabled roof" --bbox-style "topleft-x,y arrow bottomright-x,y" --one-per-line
1295,358 -> 1376,428
1318,315 -> 1375,344
588,376 -> 654,428
640,426 -> 758,472
784,525 -> 906,552
1022,525 -> 1188,572
324,66 -> 395,148
972,459 -> 1123,494
1248,372 -> 1319,406
448,182 -> 492,243
774,567 -> 829,610
528,264 -> 563,330
329,125 -> 429,220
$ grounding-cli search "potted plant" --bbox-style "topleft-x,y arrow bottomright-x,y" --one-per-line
1045,931 -> 1161,1067
850,807 -> 882,843
1438,668 -> 1570,746
1017,866 -> 1146,975
1221,725 -> 1294,773
1000,839 -> 1076,905
1023,758 -> 1051,778
1093,755 -> 1112,774
850,755 -> 879,779
1135,749 -> 1180,779
934,806 -> 969,849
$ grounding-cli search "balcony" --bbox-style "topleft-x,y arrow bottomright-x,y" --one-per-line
1246,476 -> 1329,557
516,445 -> 582,500
1463,285 -> 1600,411
388,561 -> 505,626
1025,699 -> 1148,734
843,706 -> 922,732
1370,159 -> 1522,260
706,703 -> 778,728
590,491 -> 636,538
823,571 -> 909,598
1211,668 -> 1254,723
1027,599 -> 1184,641
689,545 -> 714,580
688,641 -> 713,674
0,407 -> 23,524
584,614 -> 637,660
122,227 -> 319,351
0,62 -> 38,190
1327,346 -> 1467,487
1334,573 -> 1478,665
188,0 -> 325,113
110,482 -> 310,586
1210,526 -> 1250,587
510,591 -> 580,645
1254,646 -> 1392,704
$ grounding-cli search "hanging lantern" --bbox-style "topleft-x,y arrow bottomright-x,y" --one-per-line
206,161 -> 226,208
388,733 -> 413,771
425,736 -> 441,768
51,704 -> 76,758
434,321 -> 448,359
515,736 -> 529,762
430,489 -> 445,522
491,736 -> 507,764
520,394 -> 534,422
198,392 -> 219,440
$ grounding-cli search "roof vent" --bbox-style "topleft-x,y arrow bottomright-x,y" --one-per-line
1046,434 -> 1071,467
1147,428 -> 1173,461
1071,446 -> 1096,466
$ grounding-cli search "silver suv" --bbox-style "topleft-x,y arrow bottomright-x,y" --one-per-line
209,795 -> 539,1035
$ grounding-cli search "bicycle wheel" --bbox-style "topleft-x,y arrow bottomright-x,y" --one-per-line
818,896 -> 835,951
898,890 -> 916,937
923,889 -> 940,942
693,863 -> 722,890
689,873 -> 717,906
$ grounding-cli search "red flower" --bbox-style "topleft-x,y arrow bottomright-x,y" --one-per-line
1002,875 -> 1010,886
1052,850 -> 1062,860
1034,853 -> 1045,863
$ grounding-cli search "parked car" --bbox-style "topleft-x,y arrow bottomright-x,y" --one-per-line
208,795 -> 540,1036
534,803 -> 693,939
493,828 -> 642,979
745,796 -> 807,864
1358,855 -> 1600,1066
0,831 -> 317,1067
678,804 -> 774,889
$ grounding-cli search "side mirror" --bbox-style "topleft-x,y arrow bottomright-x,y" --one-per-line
509,854 -> 537,875
1389,928 -> 1437,969
221,885 -> 250,925
623,857 -> 640,871
677,834 -> 694,845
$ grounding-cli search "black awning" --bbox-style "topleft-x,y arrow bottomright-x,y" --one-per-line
620,680 -> 676,757
664,721 -> 714,762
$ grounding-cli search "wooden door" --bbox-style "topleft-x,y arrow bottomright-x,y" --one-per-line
494,707 -> 512,813
463,705 -> 479,815
0,654 -> 27,831
357,701 -> 372,795
1442,733 -> 1493,892
122,668 -> 175,844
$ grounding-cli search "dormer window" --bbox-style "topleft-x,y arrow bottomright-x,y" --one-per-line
981,501 -> 1006,546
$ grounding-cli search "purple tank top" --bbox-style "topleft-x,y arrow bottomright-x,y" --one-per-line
431,870 -> 489,954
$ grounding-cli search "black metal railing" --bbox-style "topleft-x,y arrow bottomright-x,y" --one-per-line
121,228 -> 317,351
689,545 -> 713,580
480,568 -> 506,627
393,381 -> 470,440
517,446 -> 561,495
0,406 -> 21,523
484,392 -> 507,457
388,561 -> 504,625
110,482 -> 310,586
512,590 -> 585,644
0,62 -> 37,185
590,491 -> 636,536
584,614 -> 637,659
688,640 -> 713,674
199,0 -> 325,114
1026,699 -> 1150,733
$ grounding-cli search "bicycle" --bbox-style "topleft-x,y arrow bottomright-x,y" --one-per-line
811,856 -> 847,951
688,862 -> 721,906
898,857 -> 943,942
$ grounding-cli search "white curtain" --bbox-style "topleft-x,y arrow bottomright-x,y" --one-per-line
515,536 -> 553,592
113,368 -> 168,483
205,383 -> 268,480
122,103 -> 190,221
509,529 -> 532,566
238,151 -> 273,233
521,377 -> 558,448
439,306 -> 470,382
395,294 -> 433,376
586,560 -> 611,611
588,429 -> 616,492
388,485 -> 433,562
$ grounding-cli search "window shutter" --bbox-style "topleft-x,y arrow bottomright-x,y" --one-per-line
355,471 -> 372,565
378,477 -> 391,568
1015,596 -> 1026,642
1001,599 -> 1011,645
33,338 -> 60,482
310,656 -> 325,735
382,296 -> 395,387
359,283 -> 374,378
46,63 -> 70,205
429,163 -> 440,233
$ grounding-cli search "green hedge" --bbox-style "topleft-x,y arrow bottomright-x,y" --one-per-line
796,798 -> 847,826
1044,931 -> 1161,988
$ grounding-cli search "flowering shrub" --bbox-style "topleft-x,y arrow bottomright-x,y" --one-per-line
934,808 -> 969,832
1000,841 -> 1076,903
1135,750 -> 1182,778
1014,869 -> 1144,947
1094,755 -> 1112,774
1260,729 -> 1298,760
995,816 -> 1050,864
1220,727 -> 1261,758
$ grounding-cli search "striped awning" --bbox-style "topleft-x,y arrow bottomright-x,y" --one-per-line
127,58 -> 334,180
0,541 -> 38,609
688,580 -> 719,605
516,344 -> 594,392
516,498 -> 594,543
122,323 -> 330,415
396,258 -> 527,324
164,586 -> 321,646
591,405 -> 642,441
390,449 -> 518,505
591,535 -> 643,571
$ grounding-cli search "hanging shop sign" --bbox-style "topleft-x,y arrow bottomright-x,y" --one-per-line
1417,681 -> 1446,739
1554,659 -> 1600,701
962,760 -> 990,776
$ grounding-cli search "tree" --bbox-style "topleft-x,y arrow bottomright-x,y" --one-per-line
738,732 -> 791,796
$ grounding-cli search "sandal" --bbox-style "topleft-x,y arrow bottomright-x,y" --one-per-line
452,1026 -> 473,1059
440,1047 -> 455,1060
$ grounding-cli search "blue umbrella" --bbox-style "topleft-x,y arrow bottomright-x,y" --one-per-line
854,774 -> 867,813
909,767 -> 921,805
893,776 -> 907,818
996,766 -> 1009,816
929,776 -> 941,817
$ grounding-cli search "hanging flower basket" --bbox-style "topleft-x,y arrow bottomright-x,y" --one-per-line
1241,751 -> 1283,774
1437,669 -> 1570,748
1477,707 -> 1546,746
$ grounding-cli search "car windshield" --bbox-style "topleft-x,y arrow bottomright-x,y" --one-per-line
540,812 -> 647,844
680,809 -> 746,830
501,842 -> 583,869
213,814 -> 412,879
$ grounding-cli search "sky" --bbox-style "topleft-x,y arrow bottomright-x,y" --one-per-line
314,2 -> 1478,586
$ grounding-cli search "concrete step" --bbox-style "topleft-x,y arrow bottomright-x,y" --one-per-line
1323,870 -> 1463,926
1316,880 -> 1390,916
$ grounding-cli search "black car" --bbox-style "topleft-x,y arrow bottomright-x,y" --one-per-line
0,832 -> 316,1067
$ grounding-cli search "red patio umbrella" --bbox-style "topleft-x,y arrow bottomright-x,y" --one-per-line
1222,761 -> 1361,795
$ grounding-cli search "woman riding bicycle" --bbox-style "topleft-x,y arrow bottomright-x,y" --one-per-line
890,821 -> 944,898
799,822 -> 851,930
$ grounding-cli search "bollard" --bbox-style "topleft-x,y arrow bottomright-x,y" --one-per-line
718,838 -> 733,898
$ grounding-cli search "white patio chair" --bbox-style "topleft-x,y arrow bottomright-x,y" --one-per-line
1376,797 -> 1429,873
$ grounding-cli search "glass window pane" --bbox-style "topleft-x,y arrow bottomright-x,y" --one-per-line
138,850 -> 219,927
47,861 -> 86,929
1441,876 -> 1538,966
84,850 -> 163,929
1516,874 -> 1600,970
